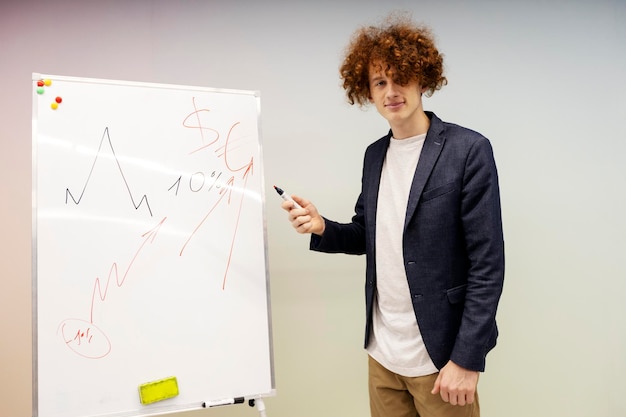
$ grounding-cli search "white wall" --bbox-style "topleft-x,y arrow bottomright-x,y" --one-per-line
1,1 -> 625,416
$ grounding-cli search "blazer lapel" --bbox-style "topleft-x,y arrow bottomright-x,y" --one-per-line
404,113 -> 445,229
365,135 -> 390,233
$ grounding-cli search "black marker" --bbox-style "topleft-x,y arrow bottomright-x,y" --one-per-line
202,397 -> 245,407
274,185 -> 302,209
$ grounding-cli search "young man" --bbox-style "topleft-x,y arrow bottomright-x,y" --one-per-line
281,16 -> 504,417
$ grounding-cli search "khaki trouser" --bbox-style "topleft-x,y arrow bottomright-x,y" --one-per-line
368,355 -> 480,417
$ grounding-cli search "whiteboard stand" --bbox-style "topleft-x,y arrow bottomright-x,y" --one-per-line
249,397 -> 268,417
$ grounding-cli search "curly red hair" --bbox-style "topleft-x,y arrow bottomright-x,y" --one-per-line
340,15 -> 447,106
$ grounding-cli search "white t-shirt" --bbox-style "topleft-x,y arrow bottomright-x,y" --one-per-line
366,133 -> 438,377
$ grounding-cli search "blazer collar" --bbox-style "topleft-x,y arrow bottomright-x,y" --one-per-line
404,111 -> 446,229
364,112 -> 445,232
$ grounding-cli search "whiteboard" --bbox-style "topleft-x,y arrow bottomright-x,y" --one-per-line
31,74 -> 274,417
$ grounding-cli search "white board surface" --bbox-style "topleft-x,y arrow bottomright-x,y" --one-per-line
32,74 -> 274,417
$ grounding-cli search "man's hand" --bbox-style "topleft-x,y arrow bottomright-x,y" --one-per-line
431,360 -> 479,406
281,195 -> 325,236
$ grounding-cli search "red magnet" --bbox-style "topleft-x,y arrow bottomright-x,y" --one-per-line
55,96 -> 62,103
37,80 -> 44,87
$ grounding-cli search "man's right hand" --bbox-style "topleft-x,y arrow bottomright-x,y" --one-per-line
281,195 -> 325,236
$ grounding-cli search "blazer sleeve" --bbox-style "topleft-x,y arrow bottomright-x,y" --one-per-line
309,192 -> 367,255
308,136 -> 388,255
450,136 -> 505,371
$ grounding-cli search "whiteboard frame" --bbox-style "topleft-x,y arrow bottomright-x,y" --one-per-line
31,73 -> 275,417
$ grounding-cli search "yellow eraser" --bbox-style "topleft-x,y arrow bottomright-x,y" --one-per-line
138,376 -> 179,405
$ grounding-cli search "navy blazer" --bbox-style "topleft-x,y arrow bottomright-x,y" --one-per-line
310,112 -> 505,372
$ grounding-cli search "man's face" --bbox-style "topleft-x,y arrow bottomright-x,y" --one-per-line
368,63 -> 425,132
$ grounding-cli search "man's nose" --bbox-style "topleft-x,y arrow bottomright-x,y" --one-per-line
386,81 -> 399,97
